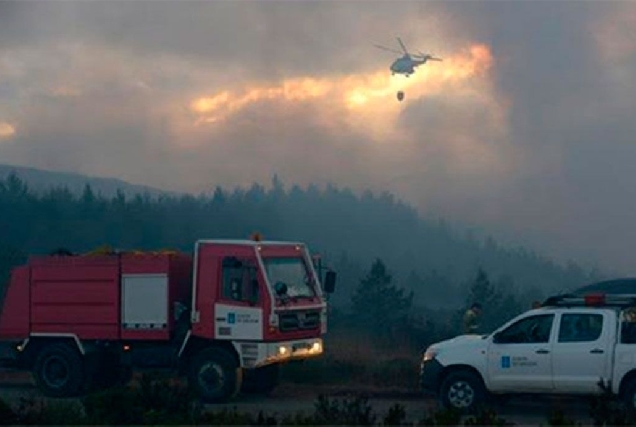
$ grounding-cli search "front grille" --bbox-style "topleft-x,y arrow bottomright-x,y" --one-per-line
279,310 -> 320,332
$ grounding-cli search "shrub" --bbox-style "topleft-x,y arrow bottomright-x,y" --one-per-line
11,397 -> 85,425
463,407 -> 514,426
382,403 -> 408,426
313,394 -> 377,425
82,372 -> 197,425
197,407 -> 261,425
0,397 -> 17,425
546,407 -> 579,426
418,407 -> 462,426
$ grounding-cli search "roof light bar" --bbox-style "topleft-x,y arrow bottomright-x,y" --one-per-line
543,292 -> 636,308
584,293 -> 605,306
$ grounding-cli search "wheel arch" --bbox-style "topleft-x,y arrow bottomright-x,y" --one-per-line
19,334 -> 84,368
177,334 -> 240,374
437,364 -> 487,393
618,369 -> 636,396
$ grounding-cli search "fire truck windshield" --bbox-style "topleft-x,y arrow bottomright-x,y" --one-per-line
262,257 -> 316,298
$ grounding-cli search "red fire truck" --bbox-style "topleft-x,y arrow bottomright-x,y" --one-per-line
0,238 -> 336,402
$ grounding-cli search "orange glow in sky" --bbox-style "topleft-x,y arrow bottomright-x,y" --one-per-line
0,122 -> 16,140
189,43 -> 494,133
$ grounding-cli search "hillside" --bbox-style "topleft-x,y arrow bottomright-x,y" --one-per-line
0,165 -> 605,309
0,163 -> 177,198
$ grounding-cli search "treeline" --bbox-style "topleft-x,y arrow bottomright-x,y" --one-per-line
0,172 -> 601,312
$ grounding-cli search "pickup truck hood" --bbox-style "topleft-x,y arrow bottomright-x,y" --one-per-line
430,334 -> 488,352
426,334 -> 490,378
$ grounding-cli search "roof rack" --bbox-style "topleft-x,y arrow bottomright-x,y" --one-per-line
542,292 -> 636,308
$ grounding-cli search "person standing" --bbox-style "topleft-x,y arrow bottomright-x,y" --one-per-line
463,303 -> 482,334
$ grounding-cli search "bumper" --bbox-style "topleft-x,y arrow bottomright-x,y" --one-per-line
234,337 -> 324,368
420,358 -> 444,392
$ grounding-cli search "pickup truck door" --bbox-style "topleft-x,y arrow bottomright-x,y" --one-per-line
487,313 -> 555,392
552,310 -> 612,394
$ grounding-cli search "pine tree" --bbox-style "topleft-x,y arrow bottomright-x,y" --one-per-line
466,267 -> 499,309
351,258 -> 414,342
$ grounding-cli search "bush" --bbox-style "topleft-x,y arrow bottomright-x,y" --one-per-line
8,397 -> 85,425
0,397 -> 17,425
12,377 -> 634,426
82,372 -> 198,425
313,394 -> 377,425
418,407 -> 463,426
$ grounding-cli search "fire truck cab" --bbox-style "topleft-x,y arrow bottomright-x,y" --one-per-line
0,238 -> 336,402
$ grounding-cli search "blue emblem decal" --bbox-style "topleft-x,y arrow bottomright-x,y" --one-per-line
501,356 -> 511,369
228,313 -> 236,324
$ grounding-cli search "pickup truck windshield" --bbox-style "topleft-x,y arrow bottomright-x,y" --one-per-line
262,257 -> 316,298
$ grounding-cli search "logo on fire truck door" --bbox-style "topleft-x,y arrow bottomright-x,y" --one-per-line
214,304 -> 263,340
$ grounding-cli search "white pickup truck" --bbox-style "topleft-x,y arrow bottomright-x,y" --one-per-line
420,293 -> 636,412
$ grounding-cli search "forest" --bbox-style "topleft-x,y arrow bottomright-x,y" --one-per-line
0,170 -> 604,350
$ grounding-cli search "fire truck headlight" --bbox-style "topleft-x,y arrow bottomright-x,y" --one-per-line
278,345 -> 289,356
311,342 -> 322,353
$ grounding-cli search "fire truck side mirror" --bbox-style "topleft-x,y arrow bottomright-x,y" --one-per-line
324,270 -> 336,294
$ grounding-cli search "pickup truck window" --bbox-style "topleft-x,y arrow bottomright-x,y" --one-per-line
496,314 -> 554,344
621,308 -> 636,344
557,313 -> 603,342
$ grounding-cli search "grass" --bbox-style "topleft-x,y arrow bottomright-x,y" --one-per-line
279,329 -> 422,391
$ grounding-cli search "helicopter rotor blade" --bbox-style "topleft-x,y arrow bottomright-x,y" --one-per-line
415,50 -> 443,61
396,37 -> 409,55
374,44 -> 403,55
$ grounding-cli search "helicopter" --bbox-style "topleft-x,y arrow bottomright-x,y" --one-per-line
374,37 -> 442,77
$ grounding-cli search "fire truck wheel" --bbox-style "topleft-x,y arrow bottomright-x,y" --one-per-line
189,347 -> 242,403
33,343 -> 85,398
241,364 -> 280,394
439,370 -> 486,414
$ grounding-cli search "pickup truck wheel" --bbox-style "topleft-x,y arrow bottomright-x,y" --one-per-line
33,343 -> 85,398
439,371 -> 485,413
189,347 -> 242,403
622,381 -> 636,414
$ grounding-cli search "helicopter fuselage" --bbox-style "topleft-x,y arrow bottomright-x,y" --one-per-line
390,55 -> 426,76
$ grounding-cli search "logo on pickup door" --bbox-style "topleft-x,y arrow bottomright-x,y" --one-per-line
501,355 -> 537,368
501,356 -> 511,368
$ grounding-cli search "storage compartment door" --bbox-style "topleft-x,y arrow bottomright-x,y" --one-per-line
121,274 -> 169,339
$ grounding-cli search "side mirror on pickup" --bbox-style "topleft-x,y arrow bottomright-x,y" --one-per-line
324,270 -> 336,294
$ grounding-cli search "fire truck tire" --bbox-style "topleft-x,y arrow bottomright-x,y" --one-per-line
189,347 -> 242,403
241,364 -> 280,394
32,343 -> 86,398
439,370 -> 486,414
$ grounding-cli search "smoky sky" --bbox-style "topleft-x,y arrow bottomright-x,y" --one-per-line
1,0 -> 635,275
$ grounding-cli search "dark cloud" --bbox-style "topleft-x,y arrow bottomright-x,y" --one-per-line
1,0 -> 636,274
0,1 -> 456,78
